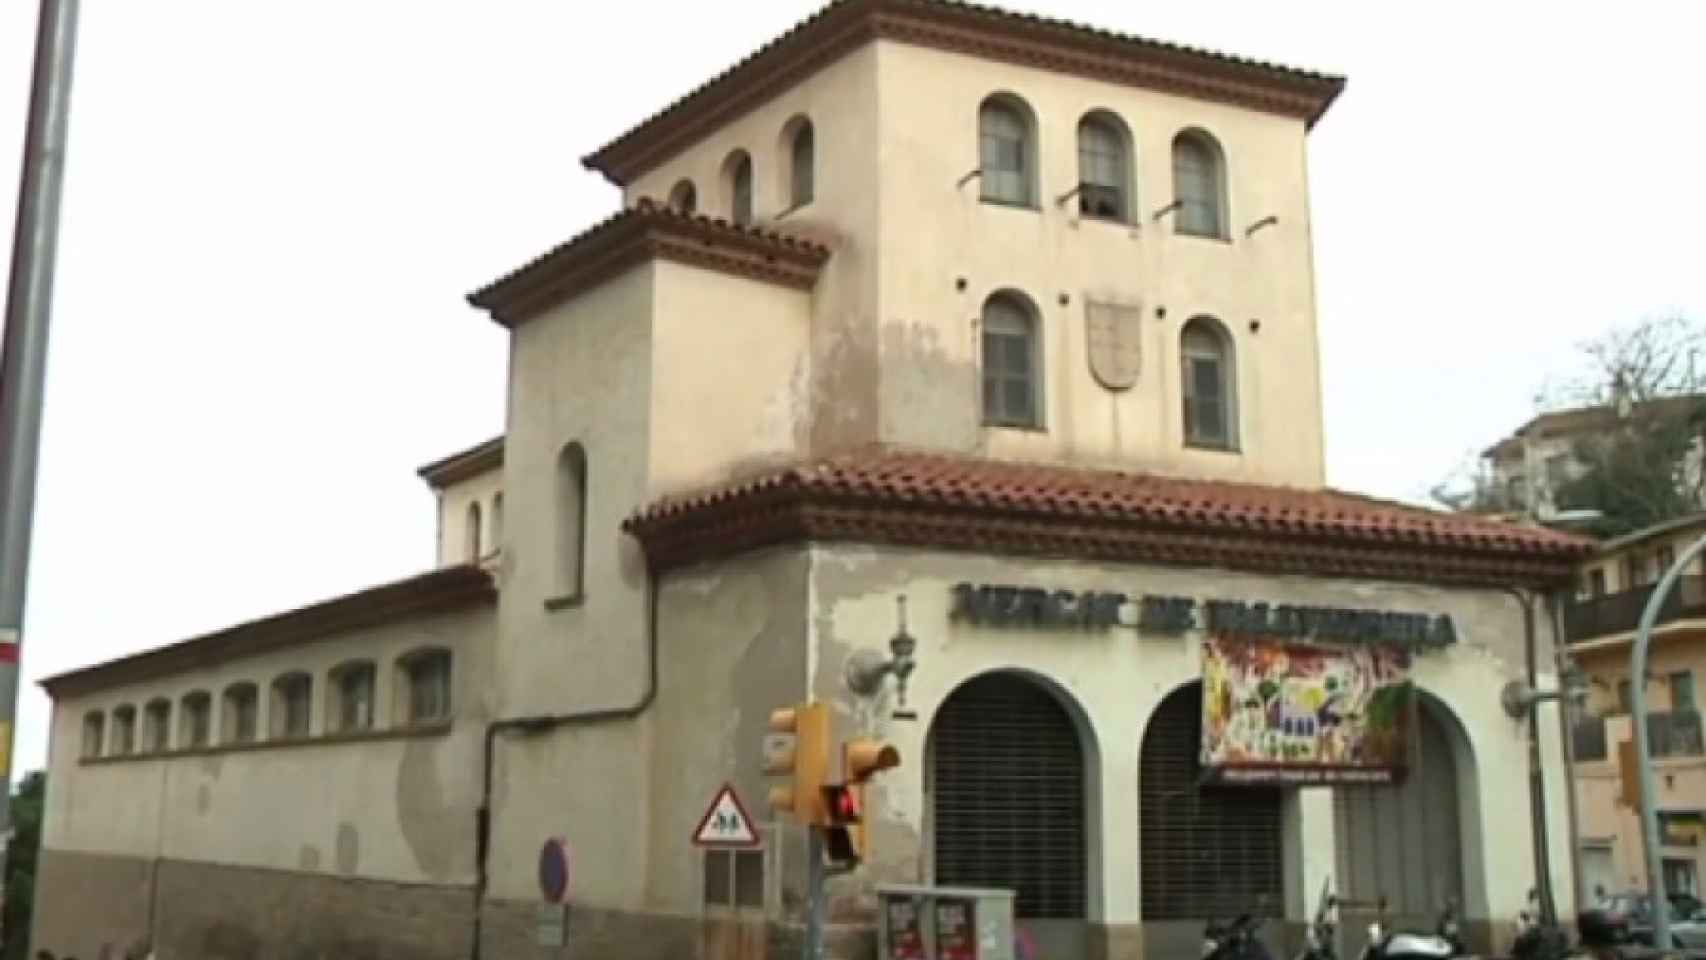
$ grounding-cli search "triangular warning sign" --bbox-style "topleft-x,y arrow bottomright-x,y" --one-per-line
692,783 -> 759,848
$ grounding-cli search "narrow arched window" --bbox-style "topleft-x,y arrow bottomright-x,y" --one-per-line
725,151 -> 754,226
556,443 -> 588,601
981,293 -> 1041,428
397,648 -> 453,726
1181,317 -> 1237,449
466,501 -> 483,563
1173,131 -> 1226,238
143,698 -> 172,753
180,691 -> 212,748
82,711 -> 105,760
270,672 -> 313,740
669,179 -> 697,214
790,120 -> 815,208
222,682 -> 258,745
979,96 -> 1034,206
1077,112 -> 1130,220
112,705 -> 136,756
328,660 -> 377,733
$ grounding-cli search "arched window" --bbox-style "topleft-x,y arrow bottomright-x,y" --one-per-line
555,443 -> 588,602
1181,317 -> 1237,449
788,120 -> 815,208
329,660 -> 377,733
979,95 -> 1035,206
81,711 -> 105,760
981,293 -> 1041,428
490,492 -> 504,555
180,691 -> 212,748
724,150 -> 754,226
668,179 -> 697,214
1172,130 -> 1227,238
143,698 -> 172,753
466,501 -> 483,563
1077,112 -> 1131,220
397,648 -> 453,726
222,682 -> 258,745
270,672 -> 313,740
111,705 -> 136,756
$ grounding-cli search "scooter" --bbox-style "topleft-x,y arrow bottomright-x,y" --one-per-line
1358,897 -> 1472,960
1204,912 -> 1276,960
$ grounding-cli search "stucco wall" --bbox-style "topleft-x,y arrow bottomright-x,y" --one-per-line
805,543 -> 1574,931
625,45 -> 884,457
871,42 -> 1327,488
41,601 -> 495,887
649,261 -> 813,495
436,467 -> 504,568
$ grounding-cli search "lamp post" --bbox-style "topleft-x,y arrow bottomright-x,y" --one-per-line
1502,659 -> 1590,924
1630,533 -> 1706,951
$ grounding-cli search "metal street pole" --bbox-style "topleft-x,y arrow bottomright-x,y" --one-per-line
0,0 -> 81,829
1630,533 -> 1706,952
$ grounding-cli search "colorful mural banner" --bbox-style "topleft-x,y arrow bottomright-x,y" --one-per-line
1200,635 -> 1414,785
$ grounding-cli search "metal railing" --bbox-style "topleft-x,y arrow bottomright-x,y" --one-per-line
1565,576 -> 1706,642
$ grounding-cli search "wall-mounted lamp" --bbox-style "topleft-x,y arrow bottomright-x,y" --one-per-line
1501,662 -> 1591,719
846,595 -> 920,720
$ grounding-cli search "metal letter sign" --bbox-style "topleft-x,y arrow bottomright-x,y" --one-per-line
1086,299 -> 1142,391
692,782 -> 759,848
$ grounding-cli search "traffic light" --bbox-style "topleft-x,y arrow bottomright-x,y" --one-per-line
821,737 -> 900,867
765,702 -> 830,825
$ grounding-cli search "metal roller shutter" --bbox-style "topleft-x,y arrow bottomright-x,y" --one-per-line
931,673 -> 1087,919
1140,683 -> 1284,921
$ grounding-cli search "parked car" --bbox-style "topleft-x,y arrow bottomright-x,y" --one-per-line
1597,890 -> 1705,947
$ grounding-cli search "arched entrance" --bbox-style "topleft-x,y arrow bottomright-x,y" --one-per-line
929,672 -> 1089,955
1139,681 -> 1284,957
1334,693 -> 1471,953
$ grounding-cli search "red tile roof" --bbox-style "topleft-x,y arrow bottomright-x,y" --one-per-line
625,448 -> 1594,586
583,0 -> 1346,186
466,200 -> 831,327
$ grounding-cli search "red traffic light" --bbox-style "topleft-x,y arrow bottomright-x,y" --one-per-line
822,784 -> 861,825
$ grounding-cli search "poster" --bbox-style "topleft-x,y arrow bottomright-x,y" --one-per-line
1200,636 -> 1413,785
885,897 -> 926,960
934,898 -> 977,960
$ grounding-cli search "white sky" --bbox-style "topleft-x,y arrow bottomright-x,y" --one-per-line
1,1 -> 1702,777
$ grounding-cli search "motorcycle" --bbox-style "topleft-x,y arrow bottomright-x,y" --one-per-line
1204,912 -> 1276,960
1511,888 -> 1571,960
1358,897 -> 1472,960
1296,880 -> 1339,960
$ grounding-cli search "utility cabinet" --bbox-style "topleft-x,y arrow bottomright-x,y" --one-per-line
876,885 -> 1015,960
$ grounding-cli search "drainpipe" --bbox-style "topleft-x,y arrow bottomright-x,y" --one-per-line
467,564 -> 661,960
1504,586 -> 1558,925
1547,593 -> 1588,915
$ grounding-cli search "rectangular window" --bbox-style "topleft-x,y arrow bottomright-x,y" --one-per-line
273,675 -> 312,739
1184,356 -> 1227,447
182,695 -> 211,748
1618,678 -> 1634,715
1674,672 -> 1697,712
224,685 -> 258,745
1665,859 -> 1699,897
1545,453 -> 1570,492
335,664 -> 376,733
113,708 -> 135,755
82,713 -> 105,760
1627,554 -> 1648,588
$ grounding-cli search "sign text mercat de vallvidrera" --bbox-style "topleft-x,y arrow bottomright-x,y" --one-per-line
947,582 -> 1458,652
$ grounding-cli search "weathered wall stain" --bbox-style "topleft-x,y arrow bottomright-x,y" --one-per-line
395,740 -> 464,879
196,783 -> 211,815
335,822 -> 360,875
297,844 -> 320,871
878,317 -> 980,452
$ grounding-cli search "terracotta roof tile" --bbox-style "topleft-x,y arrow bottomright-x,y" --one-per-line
583,0 -> 1345,185
466,200 -> 831,327
626,448 -> 1593,585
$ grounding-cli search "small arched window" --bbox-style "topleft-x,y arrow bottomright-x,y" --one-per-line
981,293 -> 1041,428
180,691 -> 212,748
668,179 -> 697,214
490,492 -> 504,555
1077,112 -> 1131,220
789,119 -> 815,208
81,711 -> 105,760
143,698 -> 172,753
112,705 -> 136,756
329,660 -> 377,733
555,443 -> 588,602
1172,131 -> 1227,238
222,682 -> 258,745
466,501 -> 483,563
724,150 -> 754,226
979,95 -> 1035,206
1181,317 -> 1237,449
270,672 -> 313,740
397,648 -> 453,726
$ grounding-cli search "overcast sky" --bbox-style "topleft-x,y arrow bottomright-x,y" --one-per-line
1,1 -> 1702,776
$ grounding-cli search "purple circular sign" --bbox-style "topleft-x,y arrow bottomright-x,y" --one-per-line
538,838 -> 569,903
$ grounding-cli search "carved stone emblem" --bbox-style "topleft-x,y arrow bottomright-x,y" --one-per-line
1086,299 -> 1142,391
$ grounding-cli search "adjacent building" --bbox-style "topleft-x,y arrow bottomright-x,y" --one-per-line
32,2 -> 1595,959
1568,514 -> 1706,898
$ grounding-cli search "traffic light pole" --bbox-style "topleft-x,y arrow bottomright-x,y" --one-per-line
805,828 -> 826,960
0,0 -> 81,830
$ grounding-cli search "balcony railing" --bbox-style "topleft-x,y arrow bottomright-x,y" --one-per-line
1565,575 -> 1706,643
1573,711 -> 1705,761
